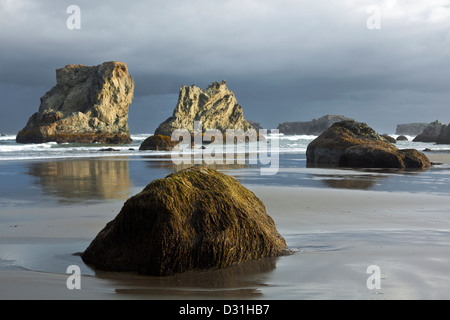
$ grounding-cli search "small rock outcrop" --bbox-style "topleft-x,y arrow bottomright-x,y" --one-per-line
154,81 -> 254,137
395,123 -> 429,136
81,167 -> 288,276
306,120 -> 431,169
413,120 -> 446,143
139,135 -> 180,151
396,135 -> 409,141
277,115 -> 352,135
16,61 -> 134,144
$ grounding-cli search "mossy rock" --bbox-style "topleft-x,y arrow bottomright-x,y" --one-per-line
382,134 -> 396,144
81,166 -> 288,276
307,120 -> 431,169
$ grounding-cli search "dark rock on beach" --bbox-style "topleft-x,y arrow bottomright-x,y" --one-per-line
382,134 -> 396,144
81,166 -> 288,276
16,61 -> 134,144
306,120 -> 431,169
99,148 -> 120,152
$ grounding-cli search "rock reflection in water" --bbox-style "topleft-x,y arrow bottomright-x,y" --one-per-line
93,257 -> 278,299
28,159 -> 131,203
311,171 -> 388,190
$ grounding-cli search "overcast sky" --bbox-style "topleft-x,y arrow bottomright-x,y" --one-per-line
1,0 -> 449,134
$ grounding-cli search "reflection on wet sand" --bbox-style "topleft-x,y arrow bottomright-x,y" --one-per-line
320,175 -> 385,190
313,168 -> 427,191
28,159 -> 131,203
141,154 -> 251,172
93,257 -> 278,299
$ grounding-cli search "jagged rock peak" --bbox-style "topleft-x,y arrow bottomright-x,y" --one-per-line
154,81 -> 253,137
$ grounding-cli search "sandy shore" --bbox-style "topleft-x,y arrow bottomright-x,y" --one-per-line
2,184 -> 450,299
1,153 -> 450,300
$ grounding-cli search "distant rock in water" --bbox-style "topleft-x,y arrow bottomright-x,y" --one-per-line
16,61 -> 134,144
81,166 -> 288,276
413,120 -> 445,143
154,81 -> 254,137
277,115 -> 352,135
395,123 -> 428,136
306,120 -> 431,169
396,135 -> 409,141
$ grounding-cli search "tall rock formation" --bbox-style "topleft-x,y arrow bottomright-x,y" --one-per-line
154,81 -> 254,137
277,115 -> 352,135
16,61 -> 134,144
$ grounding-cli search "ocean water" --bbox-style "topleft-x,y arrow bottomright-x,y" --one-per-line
2,133 -> 450,299
1,133 -> 450,208
1,133 -> 449,161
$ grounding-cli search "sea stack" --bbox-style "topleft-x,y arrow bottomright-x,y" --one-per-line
306,120 -> 431,169
154,81 -> 254,137
16,61 -> 134,144
82,166 -> 288,276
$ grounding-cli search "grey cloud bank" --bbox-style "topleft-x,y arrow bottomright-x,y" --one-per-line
0,0 -> 449,134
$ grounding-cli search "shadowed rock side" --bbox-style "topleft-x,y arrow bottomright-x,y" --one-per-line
154,81 -> 254,137
436,124 -> 450,145
16,61 -> 134,144
413,120 -> 445,143
81,166 -> 288,276
306,120 -> 431,169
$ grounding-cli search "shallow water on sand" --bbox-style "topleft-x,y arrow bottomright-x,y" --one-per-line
1,152 -> 450,299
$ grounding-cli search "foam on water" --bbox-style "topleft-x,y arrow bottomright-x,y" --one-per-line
1,133 -> 450,161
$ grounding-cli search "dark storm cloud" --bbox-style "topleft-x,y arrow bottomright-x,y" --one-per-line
1,0 -> 449,133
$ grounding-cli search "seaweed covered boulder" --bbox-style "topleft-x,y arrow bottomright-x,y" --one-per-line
81,166 -> 288,276
306,120 -> 431,169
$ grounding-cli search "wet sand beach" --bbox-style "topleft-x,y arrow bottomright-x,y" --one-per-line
1,153 -> 450,300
